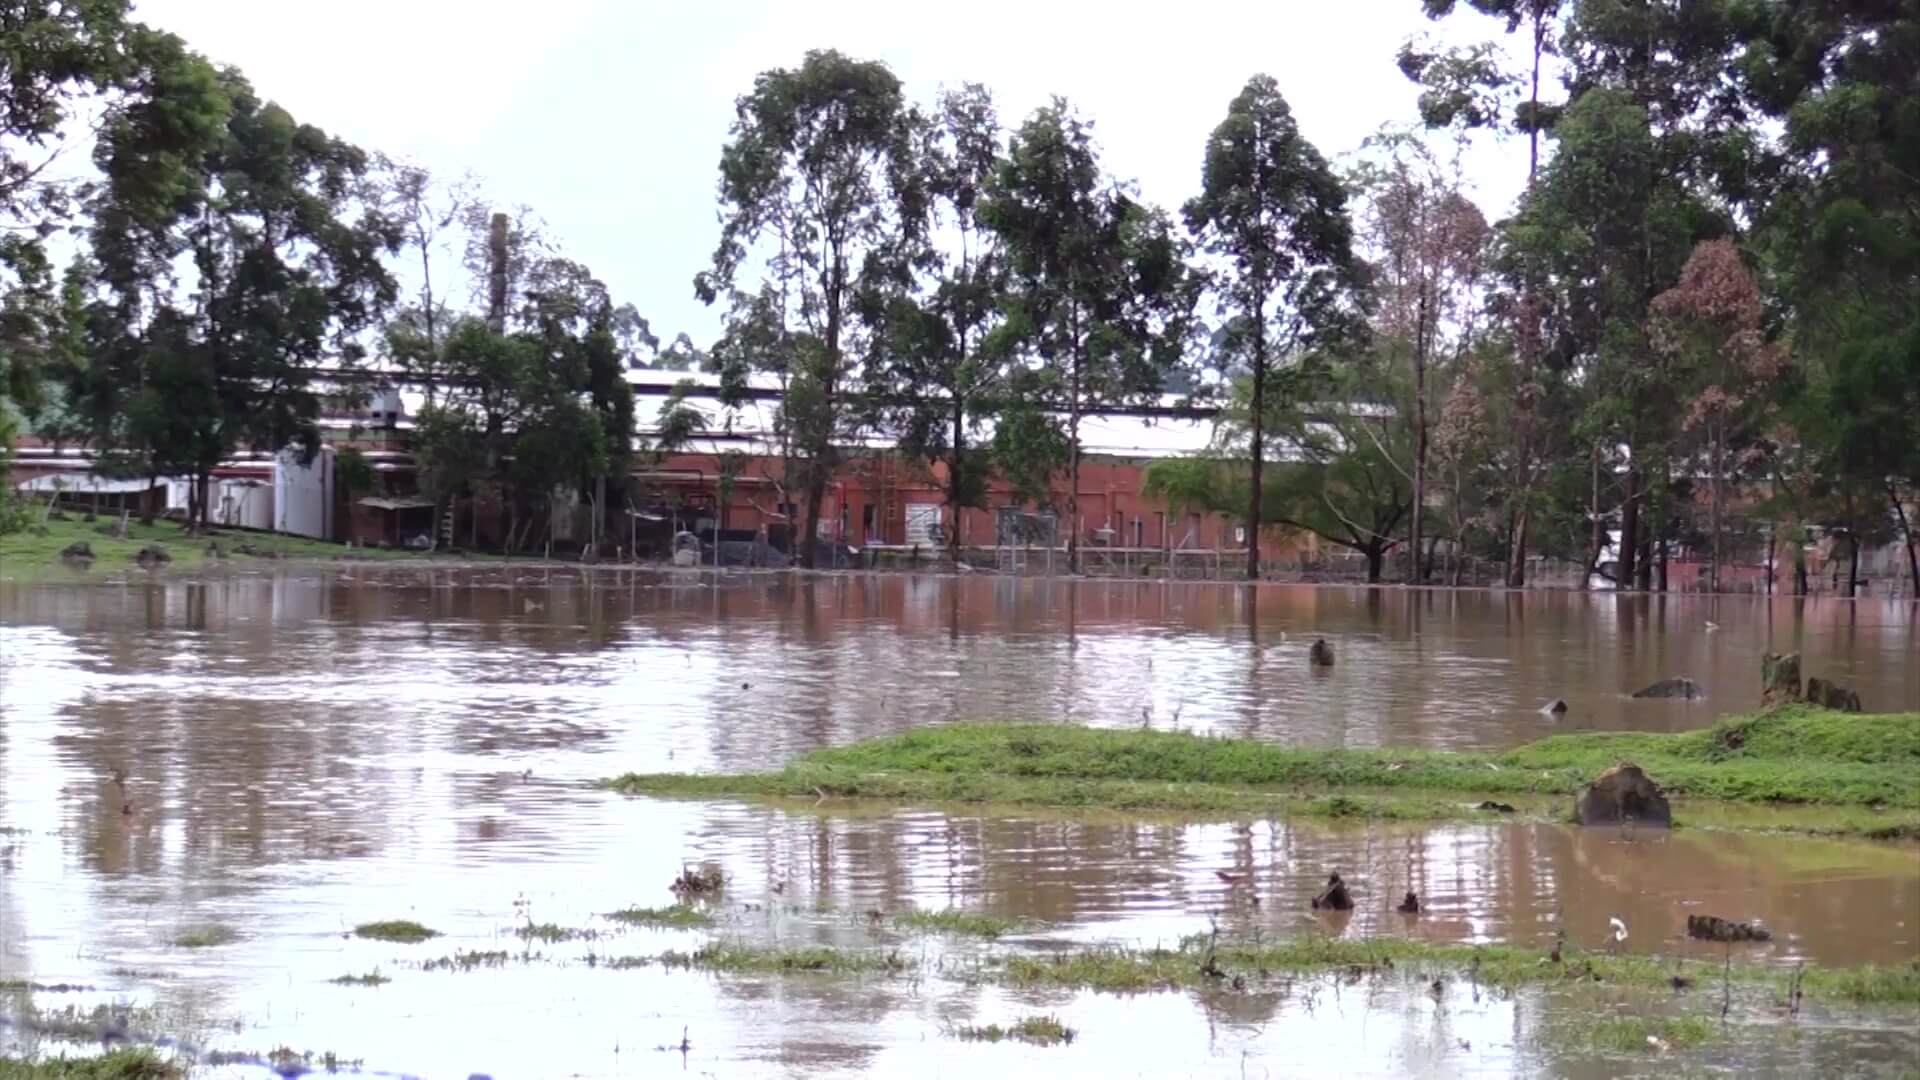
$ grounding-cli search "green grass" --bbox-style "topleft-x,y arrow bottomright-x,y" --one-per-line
606,710 -> 1920,830
420,949 -> 510,972
604,905 -> 716,929
953,1014 -> 1076,1046
0,1051 -> 181,1079
170,925 -> 239,949
979,936 -> 1920,1003
1568,1015 -> 1720,1053
633,942 -> 913,975
514,923 -> 597,943
351,920 -> 439,944
893,908 -> 1023,939
327,971 -> 389,987
0,515 -> 430,573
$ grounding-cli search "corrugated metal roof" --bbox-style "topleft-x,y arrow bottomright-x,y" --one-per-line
12,473 -> 162,494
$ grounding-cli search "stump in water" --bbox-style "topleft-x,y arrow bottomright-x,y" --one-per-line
59,541 -> 94,563
134,543 -> 171,567
1574,763 -> 1672,827
1631,677 -> 1703,700
1686,914 -> 1772,942
1805,677 -> 1862,713
1396,890 -> 1421,914
1308,639 -> 1335,668
1310,872 -> 1353,910
1761,652 -> 1803,707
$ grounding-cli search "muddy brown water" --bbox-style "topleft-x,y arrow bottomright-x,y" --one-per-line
2,568 -> 1917,1077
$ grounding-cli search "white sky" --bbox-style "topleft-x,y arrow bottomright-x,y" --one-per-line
129,0 -> 1534,347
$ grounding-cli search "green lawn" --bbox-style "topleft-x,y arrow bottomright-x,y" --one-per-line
607,708 -> 1920,833
0,514 -> 427,572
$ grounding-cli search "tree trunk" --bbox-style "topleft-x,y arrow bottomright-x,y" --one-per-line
1889,482 -> 1919,596
948,399 -> 965,565
1618,466 -> 1639,590
1847,532 -> 1860,598
1709,423 -> 1724,594
1794,544 -> 1807,596
1583,444 -> 1604,590
1635,506 -> 1654,591
1365,545 -> 1384,584
802,469 -> 826,571
1508,509 -> 1530,587
1765,528 -> 1777,596
1410,290 -> 1429,585
1246,339 -> 1265,581
1067,330 -> 1082,577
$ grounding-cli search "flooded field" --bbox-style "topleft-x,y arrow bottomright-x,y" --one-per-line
3,567 -> 1917,1077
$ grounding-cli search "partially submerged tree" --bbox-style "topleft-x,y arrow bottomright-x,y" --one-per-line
1184,75 -> 1366,579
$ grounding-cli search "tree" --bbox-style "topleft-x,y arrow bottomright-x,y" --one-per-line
694,49 -> 920,568
374,160 -> 475,409
865,83 -> 1008,561
1348,133 -> 1490,581
981,98 -> 1191,573
1650,239 -> 1787,592
1183,75 -> 1367,579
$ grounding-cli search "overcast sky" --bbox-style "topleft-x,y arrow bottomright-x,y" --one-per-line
131,0 -> 1532,348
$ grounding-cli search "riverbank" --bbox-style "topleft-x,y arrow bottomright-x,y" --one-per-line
607,708 -> 1920,838
0,517 -> 430,571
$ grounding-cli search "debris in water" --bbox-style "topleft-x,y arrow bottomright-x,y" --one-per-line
1310,873 -> 1353,911
669,865 -> 725,897
1475,801 -> 1517,813
1396,890 -> 1421,914
1686,914 -> 1773,942
1308,638 -> 1335,667
1214,870 -> 1250,886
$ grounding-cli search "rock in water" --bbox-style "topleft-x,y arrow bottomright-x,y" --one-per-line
1686,914 -> 1772,942
1575,763 -> 1672,827
1396,890 -> 1421,914
1631,677 -> 1704,701
1310,872 -> 1353,911
1761,652 -> 1803,706
1805,677 -> 1862,713
1542,699 -> 1569,716
59,541 -> 95,563
134,543 -> 171,567
1309,639 -> 1335,668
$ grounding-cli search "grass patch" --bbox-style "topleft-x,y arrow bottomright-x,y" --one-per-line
894,908 -> 1023,939
1570,1014 -> 1719,1053
0,516 -> 433,574
420,949 -> 509,972
0,1051 -> 181,1079
170,925 -> 239,949
327,971 -> 389,987
352,920 -> 439,944
514,923 -> 597,943
620,942 -> 912,975
953,1014 -> 1076,1046
605,906 -> 716,929
980,935 -> 1920,1004
607,710 -> 1920,828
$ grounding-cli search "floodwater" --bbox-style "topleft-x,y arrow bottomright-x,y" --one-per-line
2,567 -> 1917,1077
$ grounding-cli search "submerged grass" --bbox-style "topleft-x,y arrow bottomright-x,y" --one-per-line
605,906 -> 716,929
1572,1015 -> 1719,1053
0,516 -> 427,572
893,908 -> 1023,939
169,925 -> 238,949
514,923 -> 597,943
352,920 -> 439,944
599,935 -> 1919,1005
953,1015 -> 1076,1046
0,1051 -> 181,1079
419,949 -> 510,972
327,971 -> 389,987
606,709 -> 1920,830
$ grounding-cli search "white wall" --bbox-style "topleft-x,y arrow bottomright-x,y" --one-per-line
274,448 -> 334,540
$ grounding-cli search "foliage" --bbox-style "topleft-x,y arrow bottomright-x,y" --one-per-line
0,1050 -> 182,1080
1184,75 -> 1366,577
694,49 -> 920,566
952,1015 -> 1075,1046
980,98 -> 1192,568
892,908 -> 1022,939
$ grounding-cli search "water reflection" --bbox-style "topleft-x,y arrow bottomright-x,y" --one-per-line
2,571 -> 1916,1076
